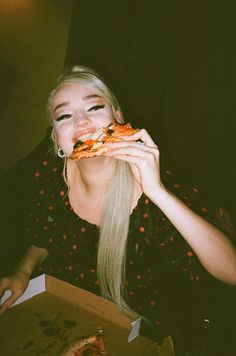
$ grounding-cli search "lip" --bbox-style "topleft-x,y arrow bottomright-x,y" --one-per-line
72,129 -> 96,143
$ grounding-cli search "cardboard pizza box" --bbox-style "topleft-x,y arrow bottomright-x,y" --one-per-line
0,274 -> 175,355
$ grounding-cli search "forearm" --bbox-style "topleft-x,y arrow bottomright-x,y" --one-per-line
153,186 -> 236,285
13,245 -> 49,278
0,245 -> 48,314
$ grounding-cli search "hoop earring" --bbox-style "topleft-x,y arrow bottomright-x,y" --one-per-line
57,147 -> 65,159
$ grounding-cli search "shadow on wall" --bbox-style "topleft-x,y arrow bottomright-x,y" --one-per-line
0,57 -> 16,116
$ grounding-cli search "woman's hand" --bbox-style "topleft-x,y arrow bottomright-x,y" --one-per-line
104,128 -> 164,200
0,269 -> 30,315
0,245 -> 48,315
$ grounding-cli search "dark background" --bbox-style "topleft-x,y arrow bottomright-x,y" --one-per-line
0,2 -> 235,354
1,1 -> 235,267
65,0 -> 236,222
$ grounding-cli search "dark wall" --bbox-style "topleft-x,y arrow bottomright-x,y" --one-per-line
0,0 -> 73,177
65,0 -> 236,221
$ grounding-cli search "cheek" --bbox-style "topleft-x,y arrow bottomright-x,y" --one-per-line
103,117 -> 113,126
53,125 -> 73,153
102,111 -> 114,125
53,123 -> 69,139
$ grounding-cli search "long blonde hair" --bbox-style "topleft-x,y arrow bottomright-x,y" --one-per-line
48,66 -> 139,318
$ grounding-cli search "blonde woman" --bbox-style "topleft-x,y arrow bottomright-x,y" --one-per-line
0,66 -> 236,355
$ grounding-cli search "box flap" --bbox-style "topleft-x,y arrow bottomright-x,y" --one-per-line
45,274 -> 133,330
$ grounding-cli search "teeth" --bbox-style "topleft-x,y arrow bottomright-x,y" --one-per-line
78,133 -> 92,141
74,128 -> 105,143
90,128 -> 103,140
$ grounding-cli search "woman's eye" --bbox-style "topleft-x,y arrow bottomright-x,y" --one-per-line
56,114 -> 72,122
88,104 -> 105,112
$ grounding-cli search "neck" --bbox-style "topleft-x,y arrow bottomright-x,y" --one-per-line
67,156 -> 117,196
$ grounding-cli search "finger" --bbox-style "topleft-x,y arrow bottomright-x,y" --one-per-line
0,289 -> 22,315
105,153 -> 143,165
106,145 -> 148,156
105,142 -> 159,159
0,296 -> 13,315
120,129 -> 157,147
105,147 -> 158,165
0,299 -> 11,315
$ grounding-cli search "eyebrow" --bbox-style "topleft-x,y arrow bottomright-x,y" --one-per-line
53,94 -> 103,113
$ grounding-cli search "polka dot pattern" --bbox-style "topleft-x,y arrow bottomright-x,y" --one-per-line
24,158 -> 221,345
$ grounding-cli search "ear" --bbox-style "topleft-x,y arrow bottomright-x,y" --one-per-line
114,110 -> 124,123
51,128 -> 59,151
51,128 -> 57,143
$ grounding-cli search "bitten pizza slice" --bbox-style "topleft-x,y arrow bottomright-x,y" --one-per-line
61,328 -> 108,356
69,121 -> 140,160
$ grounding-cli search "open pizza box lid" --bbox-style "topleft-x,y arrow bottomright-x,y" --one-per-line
0,274 -> 175,355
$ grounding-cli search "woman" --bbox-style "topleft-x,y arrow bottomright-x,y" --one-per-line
0,66 -> 236,354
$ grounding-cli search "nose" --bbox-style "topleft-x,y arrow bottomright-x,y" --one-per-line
73,113 -> 90,127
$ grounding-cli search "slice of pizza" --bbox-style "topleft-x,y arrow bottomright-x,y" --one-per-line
61,328 -> 108,356
69,121 -> 140,160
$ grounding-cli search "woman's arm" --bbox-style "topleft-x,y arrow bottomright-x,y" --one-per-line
152,185 -> 236,285
0,245 -> 49,314
105,129 -> 236,285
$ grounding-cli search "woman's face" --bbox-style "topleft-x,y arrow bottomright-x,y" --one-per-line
51,82 -> 114,157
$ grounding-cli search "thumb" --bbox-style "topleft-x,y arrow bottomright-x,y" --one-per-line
0,277 -> 11,298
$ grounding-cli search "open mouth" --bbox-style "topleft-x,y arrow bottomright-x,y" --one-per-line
72,129 -> 96,143
73,128 -> 104,144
